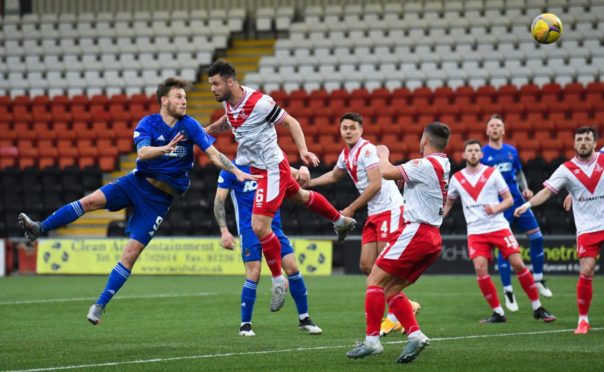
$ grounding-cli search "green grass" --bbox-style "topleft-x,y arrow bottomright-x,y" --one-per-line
1,275 -> 603,371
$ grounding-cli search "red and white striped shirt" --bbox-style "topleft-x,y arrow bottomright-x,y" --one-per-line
398,153 -> 450,227
336,138 -> 403,215
223,86 -> 288,169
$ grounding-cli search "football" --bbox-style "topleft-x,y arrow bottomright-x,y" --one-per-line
531,13 -> 563,44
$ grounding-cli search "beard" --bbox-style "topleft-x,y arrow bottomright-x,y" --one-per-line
167,103 -> 185,120
466,158 -> 481,167
576,147 -> 594,159
215,90 -> 231,103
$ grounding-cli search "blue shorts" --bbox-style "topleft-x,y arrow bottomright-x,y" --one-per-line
504,198 -> 540,233
100,172 -> 173,246
240,228 -> 294,262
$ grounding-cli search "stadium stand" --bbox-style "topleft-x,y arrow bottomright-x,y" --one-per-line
0,0 -> 602,238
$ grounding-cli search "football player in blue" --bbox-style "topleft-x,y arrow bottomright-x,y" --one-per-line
18,77 -> 258,325
481,114 -> 553,312
214,161 -> 322,336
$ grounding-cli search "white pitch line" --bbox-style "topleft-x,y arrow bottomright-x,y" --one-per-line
0,292 -> 214,306
4,327 -> 602,372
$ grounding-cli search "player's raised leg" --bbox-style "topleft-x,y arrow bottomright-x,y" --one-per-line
19,190 -> 107,242
290,188 -> 356,242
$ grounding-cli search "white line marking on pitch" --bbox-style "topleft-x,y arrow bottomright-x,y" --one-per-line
0,292 -> 214,306
4,327 -> 602,372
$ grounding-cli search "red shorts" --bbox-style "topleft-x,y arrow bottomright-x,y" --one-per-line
577,230 -> 604,258
467,228 -> 520,261
376,223 -> 441,283
361,206 -> 404,245
251,157 -> 300,217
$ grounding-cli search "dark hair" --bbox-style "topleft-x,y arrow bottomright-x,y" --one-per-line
207,59 -> 237,80
575,126 -> 598,139
464,139 -> 482,150
156,77 -> 191,105
339,112 -> 363,126
487,113 -> 504,124
424,122 -> 451,150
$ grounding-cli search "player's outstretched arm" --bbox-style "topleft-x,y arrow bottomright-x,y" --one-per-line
205,146 -> 261,182
307,165 -> 347,188
138,133 -> 185,161
514,187 -> 554,217
376,145 -> 403,181
342,165 -> 382,217
205,115 -> 229,135
281,115 -> 319,166
214,187 -> 236,250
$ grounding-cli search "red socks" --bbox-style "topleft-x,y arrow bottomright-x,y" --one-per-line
259,232 -> 282,277
387,293 -> 420,335
304,191 -> 340,222
517,268 -> 539,302
577,274 -> 593,316
365,286 -> 385,336
477,275 -> 501,309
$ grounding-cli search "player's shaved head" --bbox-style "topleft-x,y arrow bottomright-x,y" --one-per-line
208,59 -> 237,81
156,77 -> 191,105
424,122 -> 450,151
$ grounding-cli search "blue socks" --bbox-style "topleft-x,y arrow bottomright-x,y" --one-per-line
240,273 -> 308,324
40,201 -> 84,232
241,279 -> 257,324
288,272 -> 309,316
497,250 -> 512,288
528,231 -> 545,276
96,262 -> 131,307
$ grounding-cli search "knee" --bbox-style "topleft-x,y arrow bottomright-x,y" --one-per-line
251,220 -> 270,238
282,256 -> 299,276
359,262 -> 373,275
80,194 -> 103,212
290,189 -> 309,205
246,269 -> 261,282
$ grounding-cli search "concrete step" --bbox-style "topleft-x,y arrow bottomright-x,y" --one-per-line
232,39 -> 275,48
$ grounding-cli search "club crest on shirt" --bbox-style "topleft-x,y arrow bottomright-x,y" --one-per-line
239,111 -> 248,120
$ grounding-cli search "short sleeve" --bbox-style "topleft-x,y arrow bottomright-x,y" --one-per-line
492,169 -> 510,194
133,117 -> 152,149
359,144 -> 379,170
399,158 -> 429,184
262,95 -> 288,125
447,176 -> 459,199
185,117 -> 216,151
217,169 -> 234,189
543,165 -> 568,194
336,151 -> 346,169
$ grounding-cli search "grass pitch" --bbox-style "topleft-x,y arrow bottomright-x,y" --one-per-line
1,275 -> 603,371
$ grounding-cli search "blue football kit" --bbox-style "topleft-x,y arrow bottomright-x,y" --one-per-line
217,162 -> 294,262
101,114 -> 215,245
